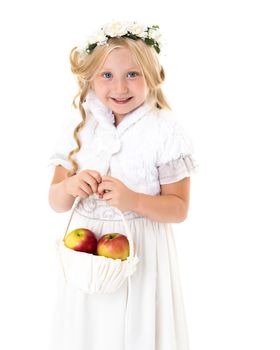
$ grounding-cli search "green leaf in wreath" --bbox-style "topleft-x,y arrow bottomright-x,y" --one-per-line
86,43 -> 97,53
144,38 -> 155,46
154,45 -> 160,54
126,33 -> 139,41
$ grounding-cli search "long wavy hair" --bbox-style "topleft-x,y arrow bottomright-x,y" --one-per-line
66,37 -> 171,177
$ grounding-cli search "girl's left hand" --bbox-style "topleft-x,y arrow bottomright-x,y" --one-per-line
97,176 -> 139,212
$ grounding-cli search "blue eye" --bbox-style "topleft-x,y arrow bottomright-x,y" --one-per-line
102,72 -> 112,79
127,71 -> 138,78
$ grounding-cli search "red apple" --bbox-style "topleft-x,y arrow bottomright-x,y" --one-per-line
97,233 -> 129,261
64,228 -> 97,254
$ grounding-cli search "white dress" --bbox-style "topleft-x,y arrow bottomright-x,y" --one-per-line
48,90 -> 199,350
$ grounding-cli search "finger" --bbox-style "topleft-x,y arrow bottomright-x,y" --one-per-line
97,181 -> 113,193
82,173 -> 99,192
77,188 -> 90,199
79,180 -> 93,195
101,176 -> 115,182
97,182 -> 103,192
102,191 -> 113,201
97,190 -> 105,197
88,170 -> 102,184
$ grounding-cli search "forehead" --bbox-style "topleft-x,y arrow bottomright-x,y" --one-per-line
101,47 -> 139,69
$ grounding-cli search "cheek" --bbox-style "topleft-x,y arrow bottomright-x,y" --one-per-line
133,79 -> 148,93
92,80 -> 107,94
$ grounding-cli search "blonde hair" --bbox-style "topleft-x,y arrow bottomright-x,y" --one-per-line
66,37 -> 171,177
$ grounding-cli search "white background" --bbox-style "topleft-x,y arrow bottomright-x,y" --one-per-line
0,1 -> 279,349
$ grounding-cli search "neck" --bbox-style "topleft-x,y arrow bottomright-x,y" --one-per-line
113,113 -> 125,127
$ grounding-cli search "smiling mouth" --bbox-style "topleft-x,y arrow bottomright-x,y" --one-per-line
111,97 -> 133,104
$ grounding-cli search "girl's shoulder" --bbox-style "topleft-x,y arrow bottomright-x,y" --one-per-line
54,106 -> 96,146
148,108 -> 185,138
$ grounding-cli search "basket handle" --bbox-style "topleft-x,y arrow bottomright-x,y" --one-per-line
63,196 -> 81,240
62,196 -> 135,258
113,207 -> 135,258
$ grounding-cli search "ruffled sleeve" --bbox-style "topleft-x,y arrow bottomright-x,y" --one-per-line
156,118 -> 199,185
47,108 -> 80,170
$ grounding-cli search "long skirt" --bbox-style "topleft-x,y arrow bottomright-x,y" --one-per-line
48,196 -> 190,350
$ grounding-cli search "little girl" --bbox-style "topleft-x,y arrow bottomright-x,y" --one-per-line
48,20 -> 199,350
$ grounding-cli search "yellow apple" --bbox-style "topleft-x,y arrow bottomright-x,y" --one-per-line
64,228 -> 97,254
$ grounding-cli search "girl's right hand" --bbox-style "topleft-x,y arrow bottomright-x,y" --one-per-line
64,169 -> 102,199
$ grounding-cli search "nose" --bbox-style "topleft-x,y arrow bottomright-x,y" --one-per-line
114,77 -> 128,95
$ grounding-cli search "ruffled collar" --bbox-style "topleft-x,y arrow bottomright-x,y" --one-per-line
83,89 -> 155,136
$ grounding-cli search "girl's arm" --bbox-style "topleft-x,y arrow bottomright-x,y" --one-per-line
49,165 -> 103,213
48,165 -> 76,213
132,177 -> 191,223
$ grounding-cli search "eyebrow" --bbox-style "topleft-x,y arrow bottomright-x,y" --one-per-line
101,67 -> 141,71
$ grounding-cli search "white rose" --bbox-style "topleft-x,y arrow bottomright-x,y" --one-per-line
76,44 -> 87,54
92,30 -> 108,45
85,36 -> 95,45
104,21 -> 128,37
127,22 -> 146,37
148,28 -> 161,43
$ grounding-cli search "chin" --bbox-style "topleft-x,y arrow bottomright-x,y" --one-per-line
110,104 -> 134,114
113,101 -> 144,113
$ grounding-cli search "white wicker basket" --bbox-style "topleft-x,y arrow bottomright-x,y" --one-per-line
56,197 -> 139,294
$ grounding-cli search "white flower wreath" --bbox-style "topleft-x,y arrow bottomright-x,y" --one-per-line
77,20 -> 162,55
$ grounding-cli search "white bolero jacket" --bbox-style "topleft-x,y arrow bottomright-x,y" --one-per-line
48,90 -> 199,196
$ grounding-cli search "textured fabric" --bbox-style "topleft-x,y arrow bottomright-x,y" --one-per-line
158,154 -> 199,185
48,90 -> 199,349
48,89 -> 199,195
